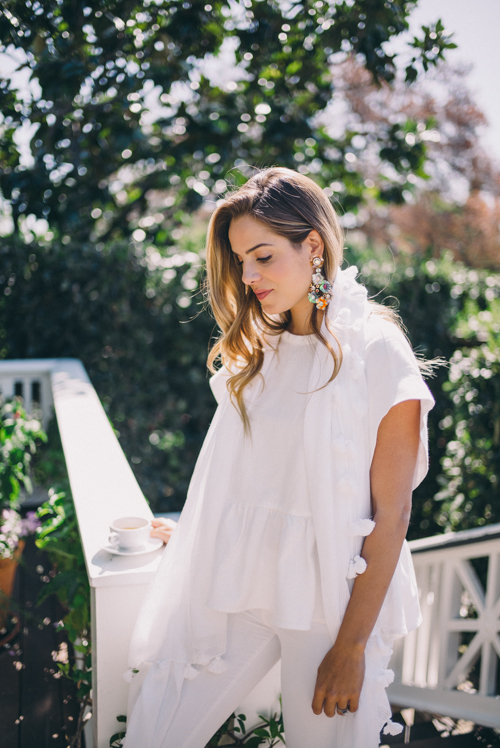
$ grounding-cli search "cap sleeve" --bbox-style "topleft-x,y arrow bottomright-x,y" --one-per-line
364,315 -> 435,489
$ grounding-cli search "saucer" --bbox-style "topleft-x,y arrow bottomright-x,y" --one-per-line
101,537 -> 164,556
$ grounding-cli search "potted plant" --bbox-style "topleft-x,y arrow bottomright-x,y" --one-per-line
0,396 -> 46,644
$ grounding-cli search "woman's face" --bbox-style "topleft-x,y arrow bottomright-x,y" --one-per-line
228,214 -> 324,317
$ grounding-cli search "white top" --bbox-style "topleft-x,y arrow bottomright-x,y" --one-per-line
206,330 -> 327,629
205,316 -> 435,633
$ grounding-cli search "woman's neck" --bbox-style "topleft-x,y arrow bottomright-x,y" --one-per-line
288,299 -> 325,336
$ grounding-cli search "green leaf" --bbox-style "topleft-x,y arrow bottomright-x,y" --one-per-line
269,719 -> 278,738
253,728 -> 270,738
243,737 -> 265,748
109,732 -> 126,747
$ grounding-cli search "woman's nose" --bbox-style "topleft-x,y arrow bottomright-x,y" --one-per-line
241,264 -> 262,285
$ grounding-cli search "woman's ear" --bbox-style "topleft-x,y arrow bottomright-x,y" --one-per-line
305,229 -> 324,259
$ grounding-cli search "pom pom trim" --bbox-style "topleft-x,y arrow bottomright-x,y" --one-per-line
352,518 -> 376,537
383,720 -> 404,736
347,554 -> 367,579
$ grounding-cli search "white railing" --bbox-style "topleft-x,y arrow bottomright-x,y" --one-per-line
388,525 -> 500,728
2,358 -> 499,742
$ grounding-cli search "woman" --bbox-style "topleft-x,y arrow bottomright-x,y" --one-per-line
123,167 -> 435,748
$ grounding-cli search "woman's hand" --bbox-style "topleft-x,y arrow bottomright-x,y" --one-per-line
150,517 -> 177,544
311,642 -> 365,717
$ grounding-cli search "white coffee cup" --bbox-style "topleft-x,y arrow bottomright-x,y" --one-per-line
109,516 -> 152,552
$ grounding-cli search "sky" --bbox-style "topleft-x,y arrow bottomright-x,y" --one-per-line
407,0 -> 500,164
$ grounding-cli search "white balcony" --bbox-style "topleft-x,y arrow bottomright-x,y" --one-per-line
1,358 -> 499,746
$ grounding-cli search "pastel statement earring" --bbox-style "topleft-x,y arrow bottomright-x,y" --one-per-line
308,256 -> 332,311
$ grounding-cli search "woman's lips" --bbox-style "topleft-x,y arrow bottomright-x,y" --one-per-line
255,289 -> 272,301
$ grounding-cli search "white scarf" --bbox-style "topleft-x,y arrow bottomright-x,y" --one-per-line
123,266 -> 421,747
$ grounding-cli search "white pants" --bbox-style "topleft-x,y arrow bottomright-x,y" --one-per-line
158,607 -> 365,748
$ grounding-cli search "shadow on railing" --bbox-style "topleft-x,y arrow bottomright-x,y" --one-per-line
1,358 -> 499,746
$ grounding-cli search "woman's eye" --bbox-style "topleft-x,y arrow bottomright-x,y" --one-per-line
234,255 -> 271,266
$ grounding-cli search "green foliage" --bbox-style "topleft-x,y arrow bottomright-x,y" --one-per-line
405,18 -> 457,82
36,486 -> 92,697
436,342 -> 500,531
207,704 -> 285,747
1,232 -> 215,512
33,415 -> 91,746
0,396 -> 46,510
110,715 -> 127,748
434,289 -> 500,530
348,247 -> 500,538
0,0 -> 455,242
0,396 -> 45,561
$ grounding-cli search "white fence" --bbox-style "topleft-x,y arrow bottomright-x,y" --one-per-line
2,358 -> 499,744
389,525 -> 500,728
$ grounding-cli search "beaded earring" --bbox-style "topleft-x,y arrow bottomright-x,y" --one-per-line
308,256 -> 333,311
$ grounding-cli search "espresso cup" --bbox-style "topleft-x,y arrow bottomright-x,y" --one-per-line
109,516 -> 152,552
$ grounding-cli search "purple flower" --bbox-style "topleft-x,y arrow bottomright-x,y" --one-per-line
0,508 -> 39,559
20,511 -> 41,537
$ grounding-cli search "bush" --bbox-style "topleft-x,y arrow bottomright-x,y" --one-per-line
1,234 -> 215,512
435,342 -> 500,530
348,248 -> 500,538
0,396 -> 45,560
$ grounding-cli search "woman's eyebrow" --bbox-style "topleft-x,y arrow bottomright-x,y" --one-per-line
234,242 -> 274,256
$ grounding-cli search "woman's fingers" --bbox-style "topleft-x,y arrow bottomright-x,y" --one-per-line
312,688 -> 346,718
150,527 -> 174,543
336,700 -> 350,716
151,518 -> 177,529
312,686 -> 359,718
150,518 -> 177,544
311,686 -> 326,716
323,693 -> 339,718
347,695 -> 359,713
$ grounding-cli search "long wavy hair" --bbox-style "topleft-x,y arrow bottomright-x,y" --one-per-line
204,167 -> 401,430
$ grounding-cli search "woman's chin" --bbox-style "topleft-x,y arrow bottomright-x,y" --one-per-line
261,299 -> 285,314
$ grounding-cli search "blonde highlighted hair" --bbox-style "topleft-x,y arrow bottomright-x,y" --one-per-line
204,167 -> 401,430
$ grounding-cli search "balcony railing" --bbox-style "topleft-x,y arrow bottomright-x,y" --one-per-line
389,525 -> 500,728
1,358 -> 499,746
